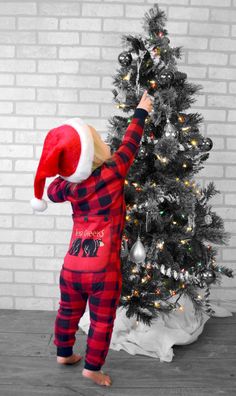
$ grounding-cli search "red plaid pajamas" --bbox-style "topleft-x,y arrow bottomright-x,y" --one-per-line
47,108 -> 148,371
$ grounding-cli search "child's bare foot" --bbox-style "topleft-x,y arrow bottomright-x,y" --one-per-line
82,368 -> 112,386
57,353 -> 83,365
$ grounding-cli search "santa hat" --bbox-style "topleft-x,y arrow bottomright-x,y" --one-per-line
30,118 -> 94,212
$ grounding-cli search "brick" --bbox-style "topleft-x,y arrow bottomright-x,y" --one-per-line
0,102 -> 13,114
191,0 -> 230,5
60,18 -> 101,31
39,2 -> 81,16
198,165 -> 224,178
202,81 -> 227,94
0,87 -> 35,101
0,257 -> 33,270
38,32 -> 80,45
0,215 -> 12,228
59,75 -> 100,88
58,103 -> 99,117
167,21 -> 188,35
225,165 -> 236,178
15,131 -> 46,144
209,67 -> 236,80
16,74 -> 57,87
188,51 -> 227,66
230,54 -> 236,66
232,25 -> 236,37
17,45 -> 57,59
126,4 -> 165,18
207,123 -> 235,136
37,88 -> 77,102
189,22 -> 229,37
229,83 -> 236,94
211,9 -> 236,22
56,217 -> 73,230
0,2 -> 36,14
103,18 -> 141,33
0,60 -> 35,73
79,89 -> 112,103
14,244 -> 54,257
59,46 -> 100,60
0,145 -> 33,158
82,3 -> 123,17
38,60 -> 78,74
171,36 -> 208,50
210,38 -> 236,52
35,285 -> 59,298
35,231 -> 70,244
0,74 -> 14,86
15,271 -> 54,284
55,245 -> 68,258
35,258 -> 62,271
228,111 -> 236,122
208,95 -> 236,109
16,102 -> 56,115
0,159 -> 12,171
0,16 -> 15,29
169,6 -> 209,20
212,207 -> 236,220
0,230 -> 33,243
0,284 -> 33,296
0,45 -> 15,57
224,222 -> 236,233
226,138 -> 236,150
0,32 -> 36,44
80,60 -> 114,75
0,297 -> 13,309
225,194 -> 236,205
81,32 -> 120,47
0,187 -> 12,199
14,187 -> 34,201
0,202 -> 32,215
192,108 -> 226,122
148,0 -> 188,4
0,270 -> 13,282
15,159 -> 39,172
15,298 -> 54,310
18,17 -> 58,30
0,245 -> 12,256
207,151 -> 236,164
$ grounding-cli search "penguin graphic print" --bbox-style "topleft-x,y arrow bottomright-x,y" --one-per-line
64,214 -> 113,272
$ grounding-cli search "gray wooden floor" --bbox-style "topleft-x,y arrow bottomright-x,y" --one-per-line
0,309 -> 235,396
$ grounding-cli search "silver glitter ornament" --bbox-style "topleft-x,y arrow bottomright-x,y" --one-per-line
204,214 -> 212,225
164,119 -> 177,138
129,235 -> 146,264
202,269 -> 216,285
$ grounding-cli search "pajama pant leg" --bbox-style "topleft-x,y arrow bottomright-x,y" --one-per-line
84,265 -> 122,371
54,266 -> 88,357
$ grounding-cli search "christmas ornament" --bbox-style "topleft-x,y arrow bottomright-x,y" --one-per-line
204,214 -> 212,225
202,269 -> 216,285
199,137 -> 213,152
129,235 -> 146,264
158,69 -> 174,86
164,119 -> 177,138
118,51 -> 132,66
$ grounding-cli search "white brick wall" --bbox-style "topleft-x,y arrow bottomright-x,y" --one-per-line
0,0 -> 235,311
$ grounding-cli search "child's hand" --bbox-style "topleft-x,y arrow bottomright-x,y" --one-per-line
137,90 -> 153,113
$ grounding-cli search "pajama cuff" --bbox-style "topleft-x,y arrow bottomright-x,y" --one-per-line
133,107 -> 148,119
84,360 -> 101,371
57,346 -> 73,357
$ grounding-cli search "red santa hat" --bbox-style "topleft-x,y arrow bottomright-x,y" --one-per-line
30,118 -> 94,212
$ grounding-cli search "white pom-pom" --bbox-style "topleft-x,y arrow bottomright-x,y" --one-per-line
30,197 -> 47,212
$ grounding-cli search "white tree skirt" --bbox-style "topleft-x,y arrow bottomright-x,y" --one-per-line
78,292 -> 233,362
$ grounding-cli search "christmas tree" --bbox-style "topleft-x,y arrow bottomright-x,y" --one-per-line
105,4 -> 234,326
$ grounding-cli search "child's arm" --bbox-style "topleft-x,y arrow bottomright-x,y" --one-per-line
47,176 -> 77,203
107,107 -> 148,178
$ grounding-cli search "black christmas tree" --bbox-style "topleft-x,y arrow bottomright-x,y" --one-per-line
105,4 -> 234,326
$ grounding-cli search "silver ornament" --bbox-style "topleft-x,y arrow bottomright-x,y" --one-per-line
164,119 -> 177,138
129,235 -> 146,264
204,214 -> 212,225
202,270 -> 216,285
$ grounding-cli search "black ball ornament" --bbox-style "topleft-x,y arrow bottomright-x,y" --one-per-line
159,70 -> 174,86
199,138 -> 213,152
118,51 -> 132,66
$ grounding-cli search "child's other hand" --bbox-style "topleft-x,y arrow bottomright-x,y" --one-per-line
137,90 -> 153,113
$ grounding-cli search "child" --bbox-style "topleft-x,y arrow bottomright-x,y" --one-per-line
31,90 -> 153,386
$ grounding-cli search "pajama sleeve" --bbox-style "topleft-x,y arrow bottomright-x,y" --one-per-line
47,176 -> 77,203
106,107 -> 148,178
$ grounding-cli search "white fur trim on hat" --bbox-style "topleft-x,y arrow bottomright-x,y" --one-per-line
60,118 -> 94,183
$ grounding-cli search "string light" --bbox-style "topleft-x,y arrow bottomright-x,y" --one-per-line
190,139 -> 198,146
179,305 -> 184,311
154,301 -> 161,307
